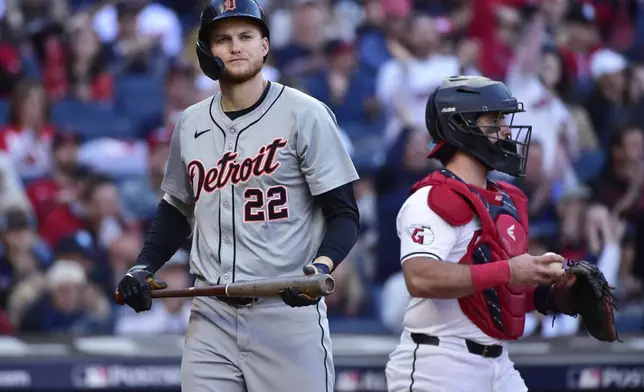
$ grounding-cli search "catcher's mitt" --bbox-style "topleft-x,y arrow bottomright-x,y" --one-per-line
548,259 -> 619,342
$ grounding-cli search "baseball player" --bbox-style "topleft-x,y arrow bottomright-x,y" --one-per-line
385,76 -> 617,392
115,1 -> 360,391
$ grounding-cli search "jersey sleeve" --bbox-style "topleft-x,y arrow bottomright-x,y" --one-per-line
160,114 -> 195,205
296,102 -> 359,196
396,187 -> 459,264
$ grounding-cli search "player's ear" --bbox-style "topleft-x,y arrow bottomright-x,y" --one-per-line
262,37 -> 269,57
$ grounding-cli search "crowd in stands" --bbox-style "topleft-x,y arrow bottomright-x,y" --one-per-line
0,0 -> 643,338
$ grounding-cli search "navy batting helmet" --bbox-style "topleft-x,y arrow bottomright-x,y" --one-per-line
425,76 -> 532,177
196,0 -> 270,81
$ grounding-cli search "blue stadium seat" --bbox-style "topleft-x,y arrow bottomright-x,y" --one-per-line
114,74 -> 165,136
51,98 -> 134,139
0,100 -> 9,125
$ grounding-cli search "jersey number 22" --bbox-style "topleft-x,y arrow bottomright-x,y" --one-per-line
243,186 -> 289,222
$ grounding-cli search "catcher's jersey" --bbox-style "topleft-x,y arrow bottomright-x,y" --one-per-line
161,82 -> 359,284
397,185 -> 505,346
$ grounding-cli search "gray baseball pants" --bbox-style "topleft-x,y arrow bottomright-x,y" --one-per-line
181,289 -> 335,392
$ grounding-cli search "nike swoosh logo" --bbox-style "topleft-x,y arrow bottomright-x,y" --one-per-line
194,129 -> 211,139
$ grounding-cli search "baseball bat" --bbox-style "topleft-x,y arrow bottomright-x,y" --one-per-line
114,273 -> 335,305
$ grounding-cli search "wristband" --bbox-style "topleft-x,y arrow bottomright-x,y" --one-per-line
313,263 -> 331,275
313,256 -> 334,274
470,261 -> 511,292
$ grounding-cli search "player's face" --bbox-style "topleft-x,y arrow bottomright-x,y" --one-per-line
209,19 -> 268,84
476,112 -> 512,143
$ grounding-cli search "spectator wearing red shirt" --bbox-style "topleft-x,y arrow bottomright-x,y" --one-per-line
469,0 -> 524,81
0,79 -> 56,182
26,133 -> 82,225
40,174 -> 125,250
558,2 -> 601,95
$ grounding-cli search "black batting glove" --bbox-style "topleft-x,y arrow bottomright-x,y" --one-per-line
117,265 -> 167,313
279,261 -> 331,308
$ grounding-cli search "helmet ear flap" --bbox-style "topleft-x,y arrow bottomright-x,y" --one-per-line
425,88 -> 443,142
196,40 -> 225,81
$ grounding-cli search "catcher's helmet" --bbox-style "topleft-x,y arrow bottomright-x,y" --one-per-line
425,76 -> 532,177
196,0 -> 270,81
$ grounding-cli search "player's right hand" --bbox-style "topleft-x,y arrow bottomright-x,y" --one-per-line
116,265 -> 167,313
508,253 -> 566,286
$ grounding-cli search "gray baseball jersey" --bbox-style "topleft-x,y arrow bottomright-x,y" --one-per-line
161,82 -> 359,283
162,82 -> 358,392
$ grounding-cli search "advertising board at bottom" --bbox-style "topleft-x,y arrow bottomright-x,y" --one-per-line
1,359 -> 643,392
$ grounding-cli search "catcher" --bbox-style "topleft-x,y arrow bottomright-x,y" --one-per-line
385,76 -> 617,392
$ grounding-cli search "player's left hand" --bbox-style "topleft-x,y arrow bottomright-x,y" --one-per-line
548,259 -> 619,342
279,257 -> 333,308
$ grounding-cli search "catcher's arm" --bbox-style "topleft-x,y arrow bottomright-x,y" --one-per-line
533,259 -> 620,342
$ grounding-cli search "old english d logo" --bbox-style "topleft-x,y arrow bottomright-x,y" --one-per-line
224,0 -> 237,11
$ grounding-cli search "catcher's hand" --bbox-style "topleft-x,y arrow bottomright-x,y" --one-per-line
549,259 -> 619,342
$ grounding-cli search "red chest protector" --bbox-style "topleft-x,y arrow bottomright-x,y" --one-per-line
411,170 -> 530,340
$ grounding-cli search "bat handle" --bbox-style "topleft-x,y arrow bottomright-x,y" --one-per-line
114,290 -> 125,305
113,277 -> 158,306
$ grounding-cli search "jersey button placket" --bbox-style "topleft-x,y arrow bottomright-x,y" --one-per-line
237,303 -> 250,359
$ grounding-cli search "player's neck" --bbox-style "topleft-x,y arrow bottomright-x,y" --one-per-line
219,74 -> 267,112
445,153 -> 488,189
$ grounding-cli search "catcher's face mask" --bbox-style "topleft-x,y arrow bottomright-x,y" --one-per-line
426,76 -> 533,177
446,106 -> 532,177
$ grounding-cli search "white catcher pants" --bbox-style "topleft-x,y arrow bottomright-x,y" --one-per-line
385,331 -> 528,392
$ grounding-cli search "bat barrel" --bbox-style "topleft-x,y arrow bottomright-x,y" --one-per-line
225,274 -> 335,298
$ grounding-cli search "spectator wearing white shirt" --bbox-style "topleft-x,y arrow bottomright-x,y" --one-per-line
506,12 -> 580,189
93,0 -> 182,59
376,13 -> 462,145
0,80 -> 55,183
